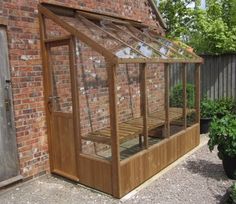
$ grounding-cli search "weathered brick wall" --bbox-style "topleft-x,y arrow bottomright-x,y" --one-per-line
50,45 -> 72,113
76,41 -> 164,155
76,48 -> 165,136
42,0 -> 164,31
0,0 -> 164,179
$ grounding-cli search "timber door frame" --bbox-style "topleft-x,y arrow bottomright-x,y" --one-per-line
43,35 -> 80,181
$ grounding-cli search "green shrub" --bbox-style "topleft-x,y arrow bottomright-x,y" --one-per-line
200,97 -> 236,118
229,182 -> 236,204
170,83 -> 195,108
200,98 -> 217,118
215,98 -> 236,118
208,114 -> 236,158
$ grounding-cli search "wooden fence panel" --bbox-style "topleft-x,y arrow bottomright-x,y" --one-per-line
169,54 -> 236,100
201,54 -> 236,99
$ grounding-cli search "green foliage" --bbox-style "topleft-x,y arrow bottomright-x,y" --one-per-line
158,0 -> 236,54
215,98 -> 236,117
170,83 -> 195,108
200,97 -> 236,118
200,98 -> 217,118
158,0 -> 194,39
222,0 -> 236,28
229,182 -> 236,203
208,114 -> 236,157
189,0 -> 236,54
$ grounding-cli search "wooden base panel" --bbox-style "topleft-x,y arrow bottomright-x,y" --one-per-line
78,154 -> 112,195
50,113 -> 78,180
74,124 -> 199,198
119,124 -> 200,197
52,169 -> 79,182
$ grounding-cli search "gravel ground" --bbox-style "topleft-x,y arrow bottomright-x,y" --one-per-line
0,141 -> 234,204
127,144 -> 234,204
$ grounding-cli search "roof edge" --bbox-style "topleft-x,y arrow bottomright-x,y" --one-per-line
41,2 -> 143,24
148,0 -> 167,29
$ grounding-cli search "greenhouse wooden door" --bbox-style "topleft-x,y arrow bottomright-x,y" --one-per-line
0,26 -> 21,187
45,38 -> 79,181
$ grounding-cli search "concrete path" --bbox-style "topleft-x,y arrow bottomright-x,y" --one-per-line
0,135 -> 234,204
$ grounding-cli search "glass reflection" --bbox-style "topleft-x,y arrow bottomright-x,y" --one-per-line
116,47 -> 141,58
59,13 -> 198,60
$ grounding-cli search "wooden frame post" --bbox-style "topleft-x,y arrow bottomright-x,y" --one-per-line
140,63 -> 148,148
39,12 -> 54,171
69,36 -> 81,178
164,63 -> 170,137
195,63 -> 201,123
182,63 -> 187,129
106,61 -> 121,198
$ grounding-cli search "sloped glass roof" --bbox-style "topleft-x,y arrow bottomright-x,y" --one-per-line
39,3 -> 203,63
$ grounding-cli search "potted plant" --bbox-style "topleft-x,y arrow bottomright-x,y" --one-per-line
208,114 -> 236,179
229,182 -> 236,203
200,98 -> 216,134
215,98 -> 236,118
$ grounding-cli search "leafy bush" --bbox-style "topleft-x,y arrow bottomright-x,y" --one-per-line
201,97 -> 236,118
170,83 -> 195,108
215,98 -> 236,118
228,182 -> 236,204
230,182 -> 236,203
158,0 -> 236,54
200,98 -> 217,118
208,114 -> 236,158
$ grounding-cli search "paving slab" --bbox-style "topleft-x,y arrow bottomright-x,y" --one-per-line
0,136 -> 234,204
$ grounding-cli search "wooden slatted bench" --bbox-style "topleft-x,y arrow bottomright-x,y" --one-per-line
81,108 -> 195,145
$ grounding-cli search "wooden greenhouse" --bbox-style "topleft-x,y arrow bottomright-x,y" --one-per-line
38,3 -> 203,198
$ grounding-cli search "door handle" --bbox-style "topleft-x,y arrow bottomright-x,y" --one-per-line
47,100 -> 52,114
5,79 -> 11,84
47,96 -> 60,113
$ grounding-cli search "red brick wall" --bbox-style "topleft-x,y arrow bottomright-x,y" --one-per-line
0,0 -> 164,179
76,42 -> 164,155
41,0 -> 164,30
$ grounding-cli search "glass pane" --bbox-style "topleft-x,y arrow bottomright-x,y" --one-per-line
146,63 -> 166,142
169,63 -> 185,135
76,39 -> 111,160
116,47 -> 142,59
117,63 -> 142,160
45,17 -> 70,39
187,64 -> 197,126
59,15 -> 144,59
50,45 -> 72,113
47,9 -> 201,61
115,63 -> 166,160
97,21 -> 161,58
145,29 -> 197,59
116,24 -> 179,59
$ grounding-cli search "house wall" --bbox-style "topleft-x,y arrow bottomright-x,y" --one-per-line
0,0 -> 164,179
